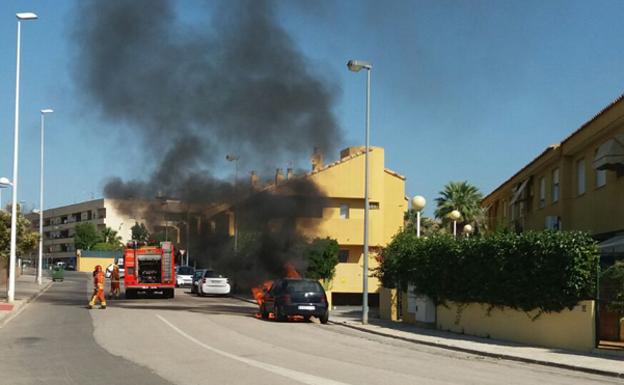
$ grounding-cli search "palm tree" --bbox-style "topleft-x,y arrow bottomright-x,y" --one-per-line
101,227 -> 122,245
434,181 -> 485,232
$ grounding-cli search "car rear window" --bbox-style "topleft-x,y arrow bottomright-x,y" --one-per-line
203,270 -> 218,278
178,267 -> 194,275
286,280 -> 323,293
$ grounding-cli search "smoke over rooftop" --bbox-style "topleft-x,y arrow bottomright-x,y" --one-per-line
72,0 -> 342,280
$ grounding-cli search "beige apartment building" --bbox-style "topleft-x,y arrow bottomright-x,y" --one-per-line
26,199 -> 139,264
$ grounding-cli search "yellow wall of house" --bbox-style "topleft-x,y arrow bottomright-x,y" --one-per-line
77,257 -> 115,273
437,301 -> 596,352
379,287 -> 399,320
484,100 -> 624,237
302,147 -> 406,295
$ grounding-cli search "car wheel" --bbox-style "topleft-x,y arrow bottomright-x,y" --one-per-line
260,304 -> 269,320
319,311 -> 329,324
303,315 -> 311,322
274,305 -> 286,322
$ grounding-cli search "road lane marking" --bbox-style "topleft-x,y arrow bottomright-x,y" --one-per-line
157,314 -> 352,385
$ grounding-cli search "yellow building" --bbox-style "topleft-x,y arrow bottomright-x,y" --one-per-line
483,95 -> 624,241
213,146 -> 407,306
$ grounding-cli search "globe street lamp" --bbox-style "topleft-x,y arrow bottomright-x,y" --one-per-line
0,177 -> 12,211
8,12 -> 38,303
449,210 -> 461,238
348,59 -> 372,325
36,109 -> 53,285
226,154 -> 240,253
411,195 -> 426,238
463,224 -> 473,238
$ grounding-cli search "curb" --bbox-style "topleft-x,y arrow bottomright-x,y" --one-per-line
329,321 -> 624,379
0,280 -> 54,329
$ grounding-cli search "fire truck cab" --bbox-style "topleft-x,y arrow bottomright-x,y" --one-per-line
123,241 -> 176,299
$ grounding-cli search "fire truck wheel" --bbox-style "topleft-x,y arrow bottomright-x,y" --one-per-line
125,289 -> 136,299
165,289 -> 174,298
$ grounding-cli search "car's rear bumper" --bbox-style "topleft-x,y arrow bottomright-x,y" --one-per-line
281,303 -> 328,317
200,283 -> 231,294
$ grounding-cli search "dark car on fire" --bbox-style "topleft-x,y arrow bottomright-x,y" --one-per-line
261,278 -> 329,324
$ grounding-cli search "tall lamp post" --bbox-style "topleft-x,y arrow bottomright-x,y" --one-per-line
0,177 -> 12,210
37,109 -> 53,285
347,59 -> 372,325
8,12 -> 38,303
411,195 -> 426,238
226,154 -> 240,253
449,210 -> 461,238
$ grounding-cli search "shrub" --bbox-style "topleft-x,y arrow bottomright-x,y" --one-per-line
376,230 -> 598,313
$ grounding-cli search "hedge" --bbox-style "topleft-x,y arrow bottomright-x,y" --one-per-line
376,230 -> 598,313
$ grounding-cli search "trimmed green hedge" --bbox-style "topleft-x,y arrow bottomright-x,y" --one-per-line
377,230 -> 598,313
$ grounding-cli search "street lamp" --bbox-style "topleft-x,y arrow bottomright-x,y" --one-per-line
463,224 -> 473,238
0,177 -> 12,211
8,12 -> 38,303
37,109 -> 53,285
411,195 -> 426,238
449,210 -> 461,238
226,154 -> 240,253
347,58 -> 372,325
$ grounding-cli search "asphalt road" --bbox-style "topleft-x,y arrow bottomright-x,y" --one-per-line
0,272 -> 620,385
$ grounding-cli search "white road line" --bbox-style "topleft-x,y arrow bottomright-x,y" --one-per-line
157,314 -> 352,385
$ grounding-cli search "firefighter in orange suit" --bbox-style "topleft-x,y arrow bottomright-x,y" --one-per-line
110,264 -> 120,299
88,265 -> 107,309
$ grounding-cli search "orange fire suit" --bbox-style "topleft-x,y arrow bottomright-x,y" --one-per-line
110,266 -> 120,299
89,270 -> 107,309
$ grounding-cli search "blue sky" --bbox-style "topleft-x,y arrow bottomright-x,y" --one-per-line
1,0 -> 624,216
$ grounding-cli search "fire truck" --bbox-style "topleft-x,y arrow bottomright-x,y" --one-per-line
123,241 -> 176,299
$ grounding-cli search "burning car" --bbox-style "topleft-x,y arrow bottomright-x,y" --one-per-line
259,278 -> 329,324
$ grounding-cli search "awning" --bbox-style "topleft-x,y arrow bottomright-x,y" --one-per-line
593,134 -> 624,171
598,234 -> 624,254
510,179 -> 529,205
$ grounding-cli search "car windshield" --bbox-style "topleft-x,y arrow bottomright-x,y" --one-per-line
286,280 -> 322,293
178,266 -> 194,275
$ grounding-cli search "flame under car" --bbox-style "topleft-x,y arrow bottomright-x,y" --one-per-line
260,278 -> 329,324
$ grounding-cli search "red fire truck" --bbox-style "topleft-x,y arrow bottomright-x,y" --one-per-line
123,241 -> 176,298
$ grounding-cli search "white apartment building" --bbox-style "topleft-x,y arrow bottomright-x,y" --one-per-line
26,199 -> 138,263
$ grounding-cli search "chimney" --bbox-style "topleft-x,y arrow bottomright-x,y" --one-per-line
311,147 -> 324,171
250,171 -> 259,189
275,168 -> 285,185
286,168 -> 293,180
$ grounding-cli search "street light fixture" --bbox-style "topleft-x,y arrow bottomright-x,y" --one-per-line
463,224 -> 473,238
37,108 -> 53,285
8,11 -> 38,303
226,154 -> 240,253
0,177 -> 12,211
449,210 -> 461,238
347,58 -> 372,325
411,195 -> 426,238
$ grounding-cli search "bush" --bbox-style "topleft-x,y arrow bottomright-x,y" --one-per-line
376,230 -> 598,313
601,262 -> 624,314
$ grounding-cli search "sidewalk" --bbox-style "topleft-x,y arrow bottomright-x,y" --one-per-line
0,270 -> 53,328
329,308 -> 624,379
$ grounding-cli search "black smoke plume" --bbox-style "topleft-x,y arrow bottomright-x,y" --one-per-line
72,0 -> 342,284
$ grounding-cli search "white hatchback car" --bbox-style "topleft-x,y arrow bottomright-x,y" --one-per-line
197,270 -> 230,296
176,266 -> 195,287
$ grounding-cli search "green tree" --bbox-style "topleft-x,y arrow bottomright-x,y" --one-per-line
0,206 -> 39,264
92,227 -> 123,251
74,223 -> 102,251
601,262 -> 624,314
131,222 -> 150,242
434,181 -> 485,232
305,238 -> 339,289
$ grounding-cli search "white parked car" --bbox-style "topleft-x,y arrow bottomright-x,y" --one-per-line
197,270 -> 230,296
176,266 -> 195,287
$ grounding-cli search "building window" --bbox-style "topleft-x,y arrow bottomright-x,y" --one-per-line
338,249 -> 349,263
552,168 -> 560,203
576,159 -> 585,195
539,177 -> 545,208
596,168 -> 606,188
340,204 -> 349,219
97,208 -> 106,219
369,202 -> 380,210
